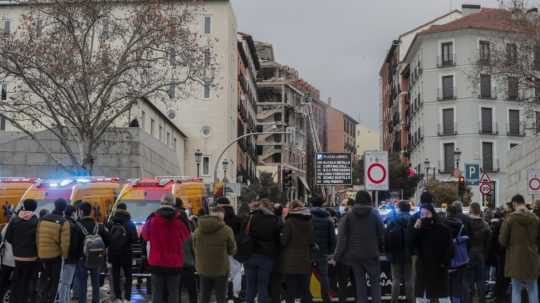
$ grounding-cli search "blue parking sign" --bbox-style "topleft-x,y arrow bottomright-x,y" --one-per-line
465,163 -> 480,185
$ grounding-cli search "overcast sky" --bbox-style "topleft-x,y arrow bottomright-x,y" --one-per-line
230,0 -> 511,131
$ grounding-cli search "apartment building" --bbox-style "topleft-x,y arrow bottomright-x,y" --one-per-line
326,103 -> 358,157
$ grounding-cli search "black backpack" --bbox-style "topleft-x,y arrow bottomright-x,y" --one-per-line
76,222 -> 106,269
109,222 -> 128,256
385,219 -> 406,253
234,215 -> 254,263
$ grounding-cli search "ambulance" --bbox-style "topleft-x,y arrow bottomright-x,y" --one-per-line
18,177 -> 121,222
0,177 -> 37,224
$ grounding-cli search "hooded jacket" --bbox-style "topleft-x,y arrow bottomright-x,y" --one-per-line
280,208 -> 314,274
385,211 -> 412,264
5,211 -> 38,261
335,204 -> 384,264
469,215 -> 491,259
193,216 -> 236,277
36,211 -> 70,259
499,208 -> 540,280
310,207 -> 336,258
142,206 -> 190,273
107,209 -> 138,258
248,207 -> 282,257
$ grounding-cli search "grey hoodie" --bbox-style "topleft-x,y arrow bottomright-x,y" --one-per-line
335,204 -> 384,264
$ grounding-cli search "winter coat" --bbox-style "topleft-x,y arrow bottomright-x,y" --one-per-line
181,211 -> 196,268
469,215 -> 491,260
193,216 -> 236,277
1,224 -> 14,267
280,208 -> 314,274
107,209 -> 138,258
248,208 -> 282,258
222,205 -> 243,236
5,211 -> 38,261
310,207 -> 336,258
335,204 -> 384,264
499,209 -> 540,280
71,217 -> 111,265
36,211 -> 70,259
64,217 -> 81,264
142,206 -> 190,273
385,211 -> 412,264
412,218 -> 453,299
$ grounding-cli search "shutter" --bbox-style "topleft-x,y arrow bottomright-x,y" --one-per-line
481,108 -> 492,133
443,108 -> 454,134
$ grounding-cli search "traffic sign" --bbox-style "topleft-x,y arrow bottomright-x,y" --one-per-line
528,169 -> 540,194
480,182 -> 492,195
364,151 -> 389,191
480,172 -> 491,184
315,153 -> 352,186
465,163 -> 480,185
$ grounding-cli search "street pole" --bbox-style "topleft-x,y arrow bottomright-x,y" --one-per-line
196,163 -> 200,178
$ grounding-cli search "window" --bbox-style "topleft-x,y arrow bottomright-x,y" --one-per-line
506,43 -> 517,65
159,125 -> 163,141
204,49 -> 211,67
2,19 -> 10,34
443,143 -> 455,173
536,82 -> 540,99
168,83 -> 175,99
442,75 -> 454,99
535,45 -> 540,70
204,16 -> 211,34
150,119 -> 155,136
441,42 -> 454,66
203,83 -> 210,99
0,83 -> 6,101
510,143 -> 519,149
442,108 -> 454,135
173,137 -> 177,151
507,77 -> 519,100
479,41 -> 490,63
480,74 -> 492,98
166,132 -> 170,145
482,142 -> 494,172
169,48 -> 176,66
509,109 -> 521,136
202,156 -> 210,176
536,112 -> 540,133
0,115 -> 5,131
481,107 -> 493,134
274,112 -> 282,122
141,111 -> 146,131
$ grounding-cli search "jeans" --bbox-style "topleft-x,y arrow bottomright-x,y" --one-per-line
77,262 -> 100,303
57,263 -> 77,303
245,254 -> 274,303
0,265 -> 13,300
151,273 -> 180,303
39,257 -> 62,303
229,257 -> 243,298
390,262 -> 414,303
284,274 -> 311,303
511,279 -> 539,303
350,258 -> 381,303
199,275 -> 228,303
313,257 -> 331,303
469,254 -> 486,303
179,267 -> 197,303
10,261 -> 38,303
111,256 -> 133,300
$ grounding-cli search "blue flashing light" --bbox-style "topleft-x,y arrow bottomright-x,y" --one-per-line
60,179 -> 73,187
49,183 -> 59,187
76,178 -> 91,183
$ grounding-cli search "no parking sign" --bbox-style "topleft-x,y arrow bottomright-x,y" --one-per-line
528,169 -> 540,194
364,151 -> 389,191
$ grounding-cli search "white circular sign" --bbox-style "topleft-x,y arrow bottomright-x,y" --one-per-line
480,182 -> 492,195
529,177 -> 540,191
367,163 -> 387,185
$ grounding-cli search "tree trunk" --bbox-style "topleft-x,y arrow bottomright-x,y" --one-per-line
79,138 -> 95,176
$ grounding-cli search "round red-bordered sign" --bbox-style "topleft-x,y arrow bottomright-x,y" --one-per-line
529,177 -> 540,191
367,163 -> 387,184
480,182 -> 492,195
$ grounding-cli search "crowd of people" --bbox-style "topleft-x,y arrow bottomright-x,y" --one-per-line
0,190 -> 539,303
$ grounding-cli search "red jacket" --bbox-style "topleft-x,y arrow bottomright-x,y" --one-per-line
142,206 -> 189,273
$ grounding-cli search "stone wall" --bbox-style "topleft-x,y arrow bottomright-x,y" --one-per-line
0,128 -> 184,179
505,136 -> 540,203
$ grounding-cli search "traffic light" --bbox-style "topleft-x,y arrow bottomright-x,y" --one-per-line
458,176 -> 465,198
283,170 -> 293,188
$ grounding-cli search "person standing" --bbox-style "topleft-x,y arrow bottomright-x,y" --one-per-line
108,202 -> 138,302
309,196 -> 336,303
385,201 -> 414,303
499,194 -> 540,303
445,205 -> 469,303
75,202 -> 110,303
244,199 -> 282,303
413,204 -> 453,302
281,201 -> 314,303
335,191 -> 384,303
193,206 -> 237,303
142,193 -> 190,303
468,202 -> 491,303
57,205 -> 81,303
177,198 -> 197,303
0,215 -> 15,300
36,198 -> 70,303
5,199 -> 39,303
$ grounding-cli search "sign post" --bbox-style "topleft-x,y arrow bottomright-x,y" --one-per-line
364,151 -> 389,207
479,173 -> 493,207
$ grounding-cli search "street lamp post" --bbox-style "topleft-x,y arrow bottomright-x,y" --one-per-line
194,149 -> 203,177
424,158 -> 431,184
454,148 -> 462,174
454,148 -> 464,202
222,159 -> 229,183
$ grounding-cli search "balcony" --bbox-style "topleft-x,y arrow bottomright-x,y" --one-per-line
437,54 -> 456,68
478,122 -> 499,135
437,123 -> 458,136
482,159 -> 500,173
506,123 -> 525,137
437,88 -> 457,101
478,86 -> 497,100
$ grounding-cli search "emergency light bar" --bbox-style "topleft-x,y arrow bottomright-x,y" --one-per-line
0,177 -> 36,183
157,176 -> 203,182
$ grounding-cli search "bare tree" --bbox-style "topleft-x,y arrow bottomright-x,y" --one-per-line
0,0 -> 217,174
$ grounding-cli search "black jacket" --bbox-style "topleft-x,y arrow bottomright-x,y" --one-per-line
65,217 -> 81,264
5,211 -> 38,260
310,207 -> 336,258
248,208 -> 282,258
71,217 -> 111,263
107,209 -> 138,258
280,209 -> 314,274
385,212 -> 412,264
222,205 -> 243,236
469,216 -> 491,259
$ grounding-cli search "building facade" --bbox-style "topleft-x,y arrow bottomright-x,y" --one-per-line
402,6 -> 540,205
326,103 -> 358,156
236,33 -> 259,185
356,124 -> 380,158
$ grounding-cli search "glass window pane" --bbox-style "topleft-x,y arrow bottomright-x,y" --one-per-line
443,108 -> 454,134
204,16 -> 211,34
509,109 -> 520,135
481,108 -> 492,133
444,143 -> 455,172
443,76 -> 454,99
482,142 -> 493,171
481,74 -> 491,98
203,156 -> 210,175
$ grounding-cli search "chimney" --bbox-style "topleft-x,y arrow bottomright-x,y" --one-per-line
327,97 -> 332,106
462,4 -> 481,16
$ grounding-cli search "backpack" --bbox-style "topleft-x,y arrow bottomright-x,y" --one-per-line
109,222 -> 128,256
385,219 -> 406,253
450,224 -> 470,269
234,215 -> 254,263
76,222 -> 106,269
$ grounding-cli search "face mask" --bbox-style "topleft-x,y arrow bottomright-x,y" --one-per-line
339,206 -> 346,214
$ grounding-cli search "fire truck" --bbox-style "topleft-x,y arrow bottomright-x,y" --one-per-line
0,177 -> 37,224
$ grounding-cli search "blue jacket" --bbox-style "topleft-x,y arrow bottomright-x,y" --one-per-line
310,207 -> 336,258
